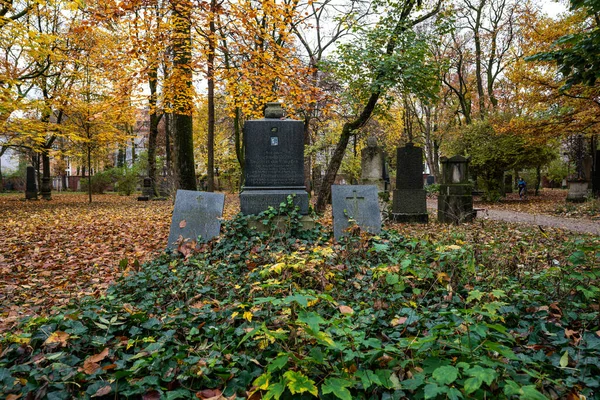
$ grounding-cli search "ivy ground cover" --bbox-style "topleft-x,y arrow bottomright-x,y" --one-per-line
1,203 -> 599,399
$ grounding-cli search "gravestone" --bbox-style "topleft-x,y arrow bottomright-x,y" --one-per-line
167,190 -> 225,250
240,102 -> 309,214
138,177 -> 153,201
361,136 -> 389,193
426,175 -> 435,185
332,185 -> 381,240
392,143 -> 428,223
25,166 -> 38,200
438,155 -> 475,224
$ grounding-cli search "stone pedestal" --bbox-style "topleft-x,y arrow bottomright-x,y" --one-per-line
566,180 -> 589,203
392,144 -> 428,223
438,156 -> 474,224
240,103 -> 309,215
25,166 -> 38,200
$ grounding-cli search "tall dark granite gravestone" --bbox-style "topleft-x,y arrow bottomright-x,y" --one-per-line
25,166 -> 38,200
240,102 -> 309,214
167,190 -> 225,250
332,185 -> 381,240
438,155 -> 475,224
504,174 -> 513,194
392,143 -> 428,223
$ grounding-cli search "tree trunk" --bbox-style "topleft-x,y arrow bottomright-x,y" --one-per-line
148,67 -> 160,196
171,0 -> 196,190
535,165 -> 541,196
87,146 -> 92,203
472,0 -> 486,119
233,107 -> 244,188
206,0 -> 216,192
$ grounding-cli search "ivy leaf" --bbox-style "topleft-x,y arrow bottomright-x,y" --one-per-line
253,373 -> 270,390
283,371 -> 318,396
559,350 -> 569,368
322,378 -> 353,400
520,385 -> 548,400
466,290 -> 484,303
263,380 -> 286,400
432,365 -> 458,385
424,383 -> 444,399
297,311 -> 326,332
386,273 -> 399,285
355,370 -> 382,390
466,365 -> 497,385
463,376 -> 483,394
267,355 -> 289,373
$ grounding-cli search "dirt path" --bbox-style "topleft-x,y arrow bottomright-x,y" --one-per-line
426,199 -> 600,236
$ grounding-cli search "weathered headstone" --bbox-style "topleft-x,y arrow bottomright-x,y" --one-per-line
361,136 -> 389,193
332,185 -> 381,240
438,155 -> 475,224
139,177 -> 153,201
426,175 -> 435,185
392,143 -> 428,223
240,102 -> 309,214
167,190 -> 225,249
25,166 -> 38,200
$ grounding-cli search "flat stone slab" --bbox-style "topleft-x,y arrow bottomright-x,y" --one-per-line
167,190 -> 225,249
332,185 -> 381,240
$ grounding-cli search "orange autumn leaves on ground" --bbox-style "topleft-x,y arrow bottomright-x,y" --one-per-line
0,194 -> 171,333
0,192 -> 242,334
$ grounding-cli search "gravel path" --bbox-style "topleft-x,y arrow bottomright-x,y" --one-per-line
426,199 -> 600,236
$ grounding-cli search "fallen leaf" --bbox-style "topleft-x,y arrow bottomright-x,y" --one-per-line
391,317 -> 408,327
196,388 -> 222,399
179,219 -> 187,228
82,348 -> 109,375
43,331 -> 70,347
339,305 -> 354,315
91,385 -> 112,397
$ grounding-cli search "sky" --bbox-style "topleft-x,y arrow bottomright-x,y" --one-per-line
543,1 -> 568,18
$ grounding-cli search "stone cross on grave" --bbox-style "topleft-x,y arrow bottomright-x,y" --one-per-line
346,190 -> 365,219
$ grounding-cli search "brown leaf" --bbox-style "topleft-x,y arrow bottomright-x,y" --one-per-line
91,385 -> 112,397
143,390 -> 161,400
6,395 -> 22,400
196,388 -> 223,399
391,317 -> 408,327
565,328 -> 581,346
43,331 -> 70,347
179,219 -> 187,228
82,348 -> 109,375
338,305 -> 354,315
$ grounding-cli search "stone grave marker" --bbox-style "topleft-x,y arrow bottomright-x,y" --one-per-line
240,102 -> 309,214
167,190 -> 225,250
361,135 -> 389,193
25,166 -> 38,200
392,143 -> 428,223
138,177 -> 153,201
438,155 -> 475,223
332,185 -> 381,240
426,175 -> 435,185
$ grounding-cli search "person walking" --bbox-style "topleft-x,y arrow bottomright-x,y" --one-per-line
517,177 -> 527,200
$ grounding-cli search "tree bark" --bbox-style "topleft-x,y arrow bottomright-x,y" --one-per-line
148,66 -> 160,196
171,0 -> 197,190
206,0 -> 217,192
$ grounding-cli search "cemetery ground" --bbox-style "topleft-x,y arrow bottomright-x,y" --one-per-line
0,191 -> 599,399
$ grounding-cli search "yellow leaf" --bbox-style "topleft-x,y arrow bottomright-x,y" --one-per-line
243,311 -> 253,322
44,331 -> 70,347
391,316 -> 407,327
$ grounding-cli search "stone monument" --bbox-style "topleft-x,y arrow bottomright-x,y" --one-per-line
138,177 -> 154,201
167,190 -> 225,250
361,135 -> 389,193
438,155 -> 475,224
504,174 -> 513,194
567,134 -> 589,202
332,185 -> 381,240
240,102 -> 309,215
25,166 -> 38,200
392,143 -> 428,223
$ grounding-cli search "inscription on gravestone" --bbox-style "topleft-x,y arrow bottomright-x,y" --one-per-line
332,185 -> 381,240
167,190 -> 225,250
